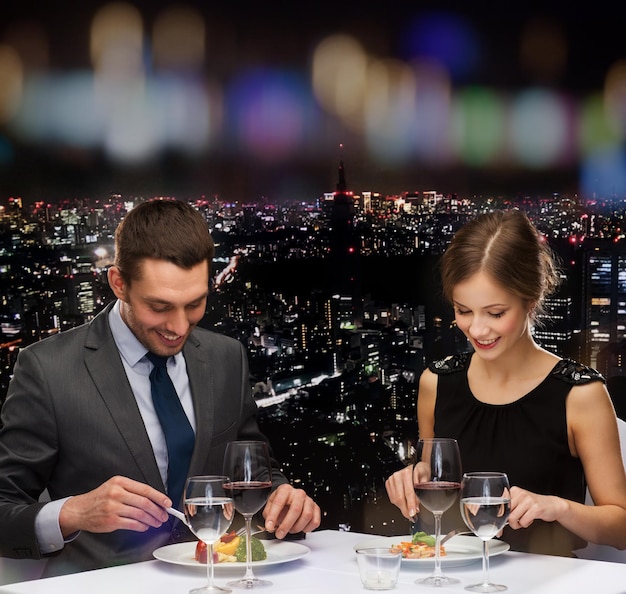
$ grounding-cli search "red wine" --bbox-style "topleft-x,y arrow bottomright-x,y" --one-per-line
224,481 -> 272,514
415,481 -> 461,513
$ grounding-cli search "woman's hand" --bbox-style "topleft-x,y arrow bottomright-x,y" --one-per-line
386,466 -> 418,520
386,462 -> 430,520
507,486 -> 568,529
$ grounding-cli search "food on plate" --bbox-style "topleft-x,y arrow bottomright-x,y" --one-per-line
391,531 -> 446,559
234,535 -> 267,562
194,532 -> 267,563
195,540 -> 208,564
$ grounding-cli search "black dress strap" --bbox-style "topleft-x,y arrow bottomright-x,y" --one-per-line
550,359 -> 605,385
428,352 -> 471,375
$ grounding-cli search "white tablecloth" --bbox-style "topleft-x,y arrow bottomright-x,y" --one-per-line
1,530 -> 626,593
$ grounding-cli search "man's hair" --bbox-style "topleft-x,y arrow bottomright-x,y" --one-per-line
114,199 -> 215,285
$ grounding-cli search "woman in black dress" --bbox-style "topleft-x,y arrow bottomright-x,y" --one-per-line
385,209 -> 626,556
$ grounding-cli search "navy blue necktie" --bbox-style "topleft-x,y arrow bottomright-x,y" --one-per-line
146,352 -> 195,508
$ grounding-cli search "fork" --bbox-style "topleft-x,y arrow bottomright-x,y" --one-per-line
236,524 -> 266,537
440,528 -> 472,545
167,507 -> 266,537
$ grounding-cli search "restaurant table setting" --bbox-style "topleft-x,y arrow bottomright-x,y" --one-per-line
1,529 -> 626,594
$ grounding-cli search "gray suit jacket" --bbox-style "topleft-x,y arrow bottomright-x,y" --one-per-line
0,303 -> 285,576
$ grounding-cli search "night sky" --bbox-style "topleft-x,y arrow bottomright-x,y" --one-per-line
2,1 -> 626,203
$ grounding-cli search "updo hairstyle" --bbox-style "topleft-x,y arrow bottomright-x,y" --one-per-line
440,209 -> 561,320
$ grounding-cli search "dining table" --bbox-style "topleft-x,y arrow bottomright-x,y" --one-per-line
0,529 -> 625,594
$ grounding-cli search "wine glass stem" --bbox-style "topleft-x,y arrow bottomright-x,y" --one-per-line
432,512 -> 443,578
243,514 -> 255,582
482,540 -> 490,586
207,542 -> 215,589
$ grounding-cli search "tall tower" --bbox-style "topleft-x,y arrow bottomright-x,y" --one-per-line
328,159 -> 361,325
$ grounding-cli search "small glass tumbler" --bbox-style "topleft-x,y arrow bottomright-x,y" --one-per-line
355,547 -> 402,590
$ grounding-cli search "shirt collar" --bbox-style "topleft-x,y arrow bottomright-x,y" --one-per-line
108,300 -> 149,369
108,300 -> 184,371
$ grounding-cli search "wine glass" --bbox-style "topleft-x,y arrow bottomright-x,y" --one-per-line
184,475 -> 235,594
223,441 -> 273,589
413,438 -> 462,587
460,472 -> 511,593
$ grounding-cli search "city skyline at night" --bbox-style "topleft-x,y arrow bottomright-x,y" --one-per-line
2,179 -> 626,532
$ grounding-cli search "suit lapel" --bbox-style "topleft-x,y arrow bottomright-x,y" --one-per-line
184,334 -> 214,475
84,306 -> 164,490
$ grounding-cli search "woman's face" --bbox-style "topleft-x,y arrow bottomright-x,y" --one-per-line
451,271 -> 532,359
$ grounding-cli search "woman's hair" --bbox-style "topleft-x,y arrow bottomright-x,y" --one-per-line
440,209 -> 561,318
114,199 -> 215,285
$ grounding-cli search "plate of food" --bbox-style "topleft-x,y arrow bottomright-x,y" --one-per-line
353,532 -> 510,567
153,532 -> 310,569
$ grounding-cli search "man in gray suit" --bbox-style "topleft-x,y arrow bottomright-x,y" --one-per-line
0,199 -> 320,577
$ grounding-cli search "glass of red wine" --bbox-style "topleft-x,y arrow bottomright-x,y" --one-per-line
223,441 -> 273,589
414,438 -> 462,587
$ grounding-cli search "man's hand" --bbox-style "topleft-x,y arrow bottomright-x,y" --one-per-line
262,484 -> 320,539
59,476 -> 171,537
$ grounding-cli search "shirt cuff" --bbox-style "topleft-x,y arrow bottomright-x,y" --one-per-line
35,497 -> 77,554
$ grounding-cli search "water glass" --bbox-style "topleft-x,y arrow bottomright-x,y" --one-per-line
355,547 -> 402,590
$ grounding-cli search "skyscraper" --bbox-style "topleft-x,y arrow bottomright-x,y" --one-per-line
328,159 -> 361,325
582,240 -> 626,367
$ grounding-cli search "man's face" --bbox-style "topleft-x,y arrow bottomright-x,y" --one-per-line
108,258 -> 209,357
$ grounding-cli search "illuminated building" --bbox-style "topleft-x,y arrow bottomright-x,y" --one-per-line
582,240 -> 626,367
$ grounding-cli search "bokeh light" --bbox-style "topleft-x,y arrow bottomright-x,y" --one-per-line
228,69 -> 314,162
452,87 -> 505,166
152,5 -> 206,72
581,147 -> 626,199
363,58 -> 417,164
519,18 -> 567,85
604,59 -> 626,138
311,34 -> 369,129
400,11 -> 480,82
579,93 -> 621,156
90,2 -> 144,81
3,21 -> 49,72
11,73 -> 100,146
508,89 -> 571,167
410,59 -> 453,162
0,45 -> 22,125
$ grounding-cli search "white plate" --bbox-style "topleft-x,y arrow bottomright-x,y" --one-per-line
353,535 -> 510,567
153,540 -> 310,569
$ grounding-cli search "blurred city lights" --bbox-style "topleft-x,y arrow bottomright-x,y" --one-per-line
452,87 -> 505,166
400,11 -> 480,82
409,59 -> 453,162
519,18 -> 568,85
363,58 -> 419,164
508,89 -> 571,168
581,147 -> 626,198
0,45 -> 22,125
579,93 -> 620,156
311,34 -> 369,127
152,5 -> 206,73
604,59 -> 626,138
0,1 -> 625,197
228,69 -> 314,162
